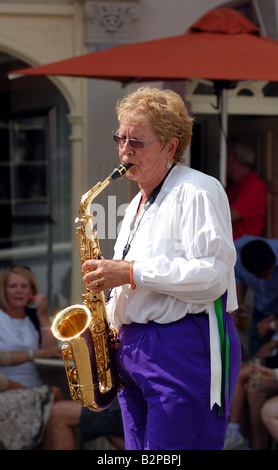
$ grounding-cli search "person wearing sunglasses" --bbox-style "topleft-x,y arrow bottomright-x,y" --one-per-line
82,86 -> 241,450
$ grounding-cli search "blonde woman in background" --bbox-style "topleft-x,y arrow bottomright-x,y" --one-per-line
0,265 -> 62,449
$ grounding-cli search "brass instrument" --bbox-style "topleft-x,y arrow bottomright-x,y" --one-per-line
51,163 -> 131,412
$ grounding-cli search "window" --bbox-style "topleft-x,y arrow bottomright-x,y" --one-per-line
0,110 -> 54,248
0,53 -> 72,312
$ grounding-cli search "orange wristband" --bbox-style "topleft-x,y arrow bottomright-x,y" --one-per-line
130,260 -> 136,290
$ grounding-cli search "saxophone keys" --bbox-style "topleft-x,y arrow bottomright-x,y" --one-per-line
71,367 -> 78,383
67,348 -> 73,362
61,344 -> 72,361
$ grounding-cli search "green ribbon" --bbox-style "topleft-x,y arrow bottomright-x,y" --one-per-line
214,294 -> 230,417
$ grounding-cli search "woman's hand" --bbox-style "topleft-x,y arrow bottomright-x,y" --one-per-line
249,363 -> 276,381
31,293 -> 48,322
7,348 -> 61,366
31,293 -> 59,348
82,259 -> 131,292
35,347 -> 61,360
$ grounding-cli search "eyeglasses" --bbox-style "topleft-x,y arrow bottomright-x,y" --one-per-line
113,134 -> 159,149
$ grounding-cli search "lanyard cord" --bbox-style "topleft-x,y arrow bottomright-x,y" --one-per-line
122,164 -> 176,260
106,164 -> 175,302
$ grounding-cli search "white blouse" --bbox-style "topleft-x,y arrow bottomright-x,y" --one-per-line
107,164 -> 238,409
0,309 -> 42,387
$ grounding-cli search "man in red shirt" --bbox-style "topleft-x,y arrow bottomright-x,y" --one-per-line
226,139 -> 268,240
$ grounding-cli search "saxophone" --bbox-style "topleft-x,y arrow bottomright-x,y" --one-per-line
51,163 -> 131,412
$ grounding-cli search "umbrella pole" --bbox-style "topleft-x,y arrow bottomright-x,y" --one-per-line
219,88 -> 228,188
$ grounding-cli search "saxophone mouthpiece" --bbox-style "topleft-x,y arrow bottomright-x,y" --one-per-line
109,163 -> 133,181
123,163 -> 133,170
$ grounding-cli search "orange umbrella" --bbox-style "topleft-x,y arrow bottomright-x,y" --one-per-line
8,8 -> 278,83
8,8 -> 278,184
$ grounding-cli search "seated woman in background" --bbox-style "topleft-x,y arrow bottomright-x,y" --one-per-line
0,265 -> 62,450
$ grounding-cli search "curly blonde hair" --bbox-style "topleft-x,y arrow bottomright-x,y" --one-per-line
0,265 -> 39,310
116,86 -> 194,163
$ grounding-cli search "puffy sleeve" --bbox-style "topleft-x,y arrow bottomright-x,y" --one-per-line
133,182 -> 236,305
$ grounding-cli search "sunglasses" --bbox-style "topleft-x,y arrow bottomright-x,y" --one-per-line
113,134 -> 159,149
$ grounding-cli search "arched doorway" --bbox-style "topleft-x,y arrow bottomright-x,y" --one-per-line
0,51 -> 72,313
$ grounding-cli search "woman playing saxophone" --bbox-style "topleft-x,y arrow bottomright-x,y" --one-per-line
82,86 -> 241,450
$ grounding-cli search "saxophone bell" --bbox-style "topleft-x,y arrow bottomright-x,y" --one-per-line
52,303 -> 119,412
51,304 -> 91,342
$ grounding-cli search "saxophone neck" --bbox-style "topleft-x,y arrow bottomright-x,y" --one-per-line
78,163 -> 132,217
79,178 -> 111,217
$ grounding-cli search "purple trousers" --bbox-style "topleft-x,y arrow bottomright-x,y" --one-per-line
116,313 -> 241,450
